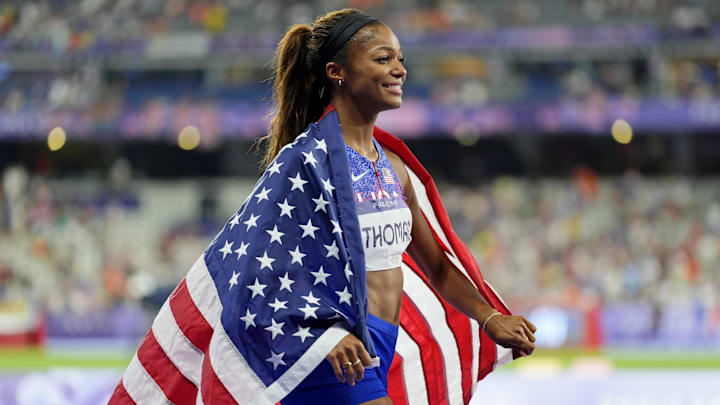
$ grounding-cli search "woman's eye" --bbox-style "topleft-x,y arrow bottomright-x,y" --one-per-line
377,56 -> 405,64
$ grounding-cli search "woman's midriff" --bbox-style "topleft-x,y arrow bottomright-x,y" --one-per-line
367,267 -> 404,326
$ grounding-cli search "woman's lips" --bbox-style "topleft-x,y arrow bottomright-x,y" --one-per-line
383,83 -> 403,95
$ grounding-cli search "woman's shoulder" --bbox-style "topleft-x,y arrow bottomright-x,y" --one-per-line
382,148 -> 404,174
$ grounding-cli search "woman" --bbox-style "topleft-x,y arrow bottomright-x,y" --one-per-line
268,8 -> 537,405
110,8 -> 536,405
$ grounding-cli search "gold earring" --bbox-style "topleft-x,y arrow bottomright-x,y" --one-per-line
338,79 -> 343,87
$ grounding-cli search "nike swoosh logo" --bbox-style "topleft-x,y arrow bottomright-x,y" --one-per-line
351,170 -> 370,182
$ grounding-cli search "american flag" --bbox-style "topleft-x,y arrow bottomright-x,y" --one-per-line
382,167 -> 395,184
109,107 -> 515,405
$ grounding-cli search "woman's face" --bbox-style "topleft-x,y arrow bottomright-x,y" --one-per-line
343,24 -> 407,113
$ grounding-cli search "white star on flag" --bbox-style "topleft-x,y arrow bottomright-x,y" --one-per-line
299,219 -> 319,239
301,291 -> 321,305
255,251 -> 275,271
264,318 -> 285,340
240,309 -> 256,329
310,266 -> 331,286
266,160 -> 284,177
344,262 -> 353,280
324,240 -> 339,260
254,187 -> 272,203
298,303 -> 319,320
278,272 -> 295,292
312,193 -> 329,213
219,240 -> 234,260
335,287 -> 352,305
243,213 -> 260,231
277,198 -> 295,218
321,178 -> 335,195
234,241 -> 249,259
246,278 -> 267,299
314,138 -> 327,154
302,151 -> 318,167
288,173 -> 308,193
288,246 -> 306,266
293,326 -> 314,343
268,298 -> 288,313
265,350 -> 287,370
266,225 -> 285,245
229,271 -> 240,290
331,220 -> 342,235
228,213 -> 240,230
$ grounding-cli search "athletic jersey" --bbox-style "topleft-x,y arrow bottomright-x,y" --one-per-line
346,138 -> 412,271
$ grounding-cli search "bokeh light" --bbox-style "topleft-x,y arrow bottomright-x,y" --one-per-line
611,119 -> 633,144
47,127 -> 66,151
178,125 -> 201,150
454,121 -> 481,146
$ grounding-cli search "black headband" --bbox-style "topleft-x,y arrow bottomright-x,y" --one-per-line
317,13 -> 378,70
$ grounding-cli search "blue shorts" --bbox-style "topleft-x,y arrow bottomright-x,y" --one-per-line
282,313 -> 399,405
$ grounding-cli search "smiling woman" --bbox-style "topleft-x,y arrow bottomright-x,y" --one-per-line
108,8 -> 536,405
260,9 -> 536,405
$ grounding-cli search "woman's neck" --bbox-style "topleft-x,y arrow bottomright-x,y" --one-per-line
331,96 -> 378,160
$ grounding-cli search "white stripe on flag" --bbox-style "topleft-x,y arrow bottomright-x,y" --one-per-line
186,255 -> 222,328
152,300 -> 203,386
396,328 -> 430,405
470,318 -> 480,389
258,322 -> 350,405
122,353 -> 172,405
209,324 -> 266,404
405,166 -> 480,291
494,345 -> 514,370
401,265 -> 463,405
484,280 -> 510,315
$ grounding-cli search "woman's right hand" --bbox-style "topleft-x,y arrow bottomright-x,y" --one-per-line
483,314 -> 537,357
326,333 -> 373,386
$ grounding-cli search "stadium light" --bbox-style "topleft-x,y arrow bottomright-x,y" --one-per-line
47,127 -> 66,151
178,125 -> 201,150
611,119 -> 633,144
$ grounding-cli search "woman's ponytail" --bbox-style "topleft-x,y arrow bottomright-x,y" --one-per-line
262,24 -> 321,168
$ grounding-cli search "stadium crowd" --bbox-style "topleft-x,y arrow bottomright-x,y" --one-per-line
2,1 -> 720,141
1,165 -> 718,345
1,0 -> 717,52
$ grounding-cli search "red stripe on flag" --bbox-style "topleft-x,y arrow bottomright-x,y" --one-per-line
107,381 -> 136,405
478,330 -> 499,381
400,293 -> 448,405
136,329 -> 198,405
387,354 -> 409,405
403,254 -> 474,403
169,278 -> 213,352
201,348 -> 237,404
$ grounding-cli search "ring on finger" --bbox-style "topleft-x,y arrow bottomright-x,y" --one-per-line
352,358 -> 362,366
342,361 -> 353,368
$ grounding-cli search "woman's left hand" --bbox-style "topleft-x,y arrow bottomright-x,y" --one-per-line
483,314 -> 537,356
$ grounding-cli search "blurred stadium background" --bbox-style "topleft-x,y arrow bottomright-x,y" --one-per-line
2,0 -> 720,404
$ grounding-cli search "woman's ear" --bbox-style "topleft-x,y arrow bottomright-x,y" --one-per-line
325,61 -> 344,83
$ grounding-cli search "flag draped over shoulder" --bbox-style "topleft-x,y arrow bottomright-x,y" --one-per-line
109,108 -> 516,405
